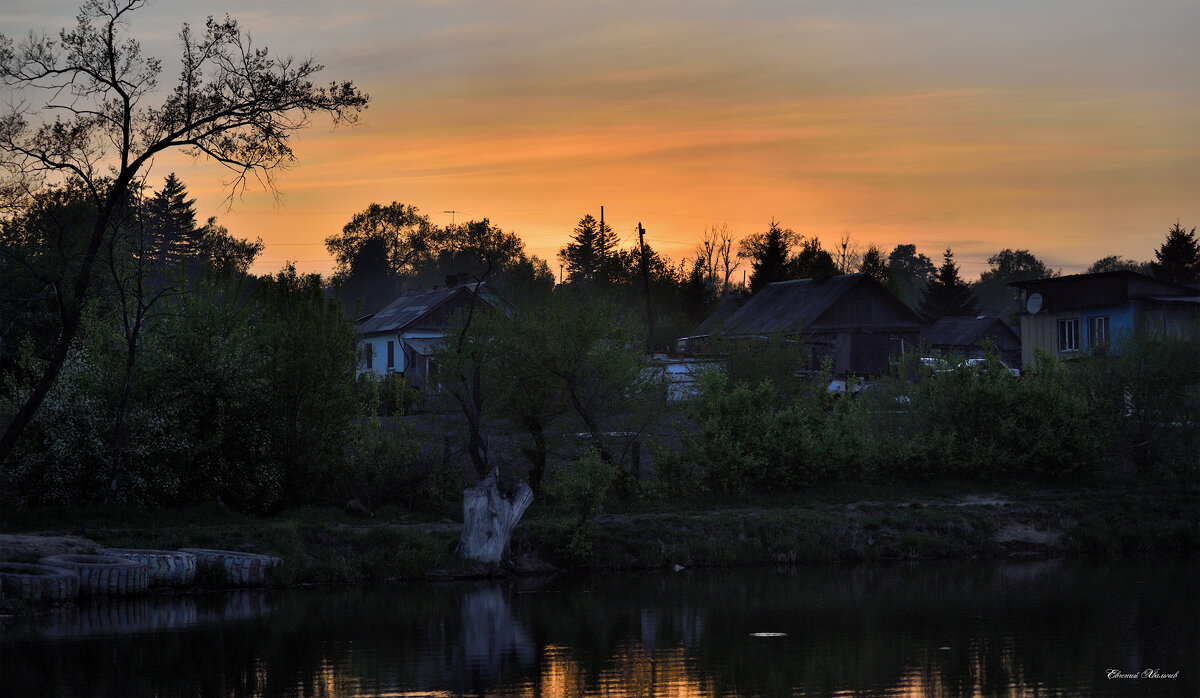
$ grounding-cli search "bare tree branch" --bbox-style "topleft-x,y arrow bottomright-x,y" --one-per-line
0,0 -> 368,464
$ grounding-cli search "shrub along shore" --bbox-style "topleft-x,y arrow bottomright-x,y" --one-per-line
1,481 -> 1195,599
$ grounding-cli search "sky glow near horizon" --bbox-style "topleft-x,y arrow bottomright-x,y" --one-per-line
3,1 -> 1198,280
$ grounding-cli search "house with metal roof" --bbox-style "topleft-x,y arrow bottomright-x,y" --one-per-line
356,275 -> 504,388
687,273 -> 925,376
1009,270 -> 1200,367
921,315 -> 1021,367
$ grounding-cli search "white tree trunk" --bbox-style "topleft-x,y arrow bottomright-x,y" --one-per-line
457,469 -> 533,564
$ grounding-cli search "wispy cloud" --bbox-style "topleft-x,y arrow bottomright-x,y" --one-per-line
7,0 -> 1198,276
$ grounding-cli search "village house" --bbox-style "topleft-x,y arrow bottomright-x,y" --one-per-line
683,273 -> 926,376
355,274 -> 505,389
921,315 -> 1022,368
1010,270 -> 1200,367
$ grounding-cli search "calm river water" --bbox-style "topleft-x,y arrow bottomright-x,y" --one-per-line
1,557 -> 1195,697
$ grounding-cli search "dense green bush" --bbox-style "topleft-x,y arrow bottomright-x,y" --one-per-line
684,369 -> 874,493
883,350 -> 1103,480
1,309 -> 188,506
1071,325 -> 1200,478
377,373 -> 418,416
0,265 -> 407,512
677,344 -> 1113,493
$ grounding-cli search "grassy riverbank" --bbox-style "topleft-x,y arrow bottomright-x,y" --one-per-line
1,481 -> 1196,588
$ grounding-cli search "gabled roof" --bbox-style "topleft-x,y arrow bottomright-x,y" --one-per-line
357,282 -> 496,336
923,316 -> 1017,347
703,273 -> 923,335
697,292 -> 750,333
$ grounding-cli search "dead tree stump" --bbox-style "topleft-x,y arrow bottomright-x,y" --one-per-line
456,469 -> 533,565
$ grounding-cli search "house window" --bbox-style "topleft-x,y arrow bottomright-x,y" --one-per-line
1057,319 -> 1079,352
1088,316 -> 1110,347
888,335 -> 906,361
387,340 -> 395,369
365,344 -> 374,370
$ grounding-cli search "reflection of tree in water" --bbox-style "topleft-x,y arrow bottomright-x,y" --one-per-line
458,583 -> 537,687
1,559 -> 1195,696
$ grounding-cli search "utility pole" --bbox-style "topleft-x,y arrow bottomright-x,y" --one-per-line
599,206 -> 605,282
638,222 -> 655,352
443,210 -> 457,226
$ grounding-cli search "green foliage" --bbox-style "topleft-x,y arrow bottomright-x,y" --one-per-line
684,368 -> 872,493
0,255 -> 394,512
0,182 -> 98,377
709,333 -> 807,400
545,448 -> 619,528
436,290 -> 653,489
677,338 -> 1113,492
376,372 -> 417,417
540,448 -> 620,560
884,348 -> 1102,480
1,304 -> 187,506
1072,324 -> 1200,477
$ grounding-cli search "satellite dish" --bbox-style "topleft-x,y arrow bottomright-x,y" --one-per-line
1026,292 -> 1043,314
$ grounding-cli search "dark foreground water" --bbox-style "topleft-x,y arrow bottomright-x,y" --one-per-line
1,557 -> 1195,697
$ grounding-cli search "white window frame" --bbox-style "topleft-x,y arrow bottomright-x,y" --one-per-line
1088,316 -> 1110,347
1058,318 -> 1079,352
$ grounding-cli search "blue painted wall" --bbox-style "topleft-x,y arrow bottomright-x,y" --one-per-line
1080,304 -> 1136,352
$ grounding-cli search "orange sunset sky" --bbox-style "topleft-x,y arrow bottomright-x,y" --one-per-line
5,0 -> 1199,280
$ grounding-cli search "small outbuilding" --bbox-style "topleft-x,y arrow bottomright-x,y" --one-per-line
921,315 -> 1021,367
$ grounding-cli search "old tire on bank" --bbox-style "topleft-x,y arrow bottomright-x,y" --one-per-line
99,548 -> 197,587
179,549 -> 281,587
0,562 -> 81,603
39,554 -> 150,596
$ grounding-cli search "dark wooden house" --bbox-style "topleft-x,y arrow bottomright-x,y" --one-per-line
690,273 -> 925,376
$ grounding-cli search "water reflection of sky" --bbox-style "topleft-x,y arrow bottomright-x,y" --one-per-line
2,558 -> 1195,697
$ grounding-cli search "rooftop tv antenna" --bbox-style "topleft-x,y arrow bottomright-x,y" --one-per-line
443,210 -> 457,226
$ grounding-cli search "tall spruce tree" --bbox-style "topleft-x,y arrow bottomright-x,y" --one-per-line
1152,221 -> 1200,284
143,173 -> 199,263
739,220 -> 796,293
918,248 -> 980,321
559,213 -> 619,284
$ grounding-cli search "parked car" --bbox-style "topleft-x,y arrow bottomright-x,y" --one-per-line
920,356 -> 1020,377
